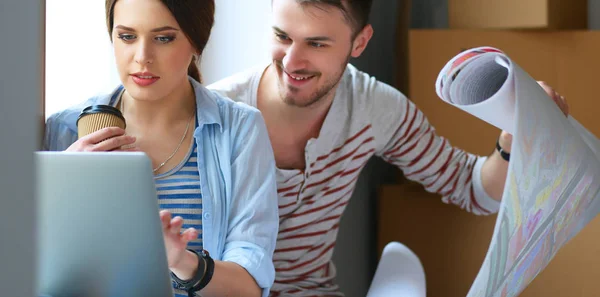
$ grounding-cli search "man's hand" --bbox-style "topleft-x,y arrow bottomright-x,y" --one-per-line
498,81 -> 569,152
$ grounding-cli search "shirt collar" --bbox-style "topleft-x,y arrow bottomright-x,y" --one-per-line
190,77 -> 223,132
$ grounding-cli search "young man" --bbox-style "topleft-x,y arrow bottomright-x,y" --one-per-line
208,0 -> 568,295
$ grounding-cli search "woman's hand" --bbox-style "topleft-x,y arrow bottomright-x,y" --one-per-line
159,210 -> 199,279
66,127 -> 137,152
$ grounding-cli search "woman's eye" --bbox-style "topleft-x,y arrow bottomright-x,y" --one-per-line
117,34 -> 136,41
156,36 -> 175,44
275,33 -> 290,41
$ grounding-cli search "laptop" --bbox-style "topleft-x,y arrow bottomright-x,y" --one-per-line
35,151 -> 173,297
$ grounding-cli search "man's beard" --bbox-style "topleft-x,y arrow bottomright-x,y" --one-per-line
275,58 -> 348,108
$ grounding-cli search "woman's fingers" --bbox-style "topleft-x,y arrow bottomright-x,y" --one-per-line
82,127 -> 126,144
65,127 -> 136,152
169,216 -> 184,235
92,135 -> 136,151
181,228 -> 198,242
159,210 -> 172,230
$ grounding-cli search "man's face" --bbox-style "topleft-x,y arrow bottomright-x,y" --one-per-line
270,0 -> 366,108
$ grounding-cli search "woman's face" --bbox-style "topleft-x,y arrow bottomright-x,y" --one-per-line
112,0 -> 196,102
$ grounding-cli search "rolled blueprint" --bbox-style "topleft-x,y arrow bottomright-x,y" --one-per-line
435,47 -> 600,297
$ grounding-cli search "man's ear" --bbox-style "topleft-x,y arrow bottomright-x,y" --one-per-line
350,24 -> 373,58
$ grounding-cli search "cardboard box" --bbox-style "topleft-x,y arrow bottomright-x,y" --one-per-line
448,0 -> 588,29
384,29 -> 600,297
378,183 -> 600,297
407,29 -> 600,156
378,183 -> 497,297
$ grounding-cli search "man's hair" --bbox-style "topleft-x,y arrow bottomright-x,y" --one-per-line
297,0 -> 373,36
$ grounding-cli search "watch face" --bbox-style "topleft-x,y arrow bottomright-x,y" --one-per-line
201,249 -> 210,257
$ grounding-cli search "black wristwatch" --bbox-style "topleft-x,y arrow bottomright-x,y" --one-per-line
170,249 -> 215,297
496,139 -> 510,162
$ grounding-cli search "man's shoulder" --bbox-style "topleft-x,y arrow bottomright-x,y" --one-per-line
209,88 -> 262,120
341,64 -> 407,106
194,85 -> 263,142
206,65 -> 267,105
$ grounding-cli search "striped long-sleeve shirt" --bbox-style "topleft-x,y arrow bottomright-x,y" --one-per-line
208,63 -> 501,296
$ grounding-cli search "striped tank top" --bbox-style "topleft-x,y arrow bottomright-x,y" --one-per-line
154,129 -> 203,297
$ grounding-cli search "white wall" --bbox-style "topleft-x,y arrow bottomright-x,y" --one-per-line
0,1 -> 41,296
45,0 -> 120,118
200,1 -> 272,84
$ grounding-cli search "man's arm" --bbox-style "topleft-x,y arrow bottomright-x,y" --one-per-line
371,83 -> 499,215
480,132 -> 511,201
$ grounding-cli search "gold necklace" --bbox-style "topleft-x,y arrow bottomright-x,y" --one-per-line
120,97 -> 195,173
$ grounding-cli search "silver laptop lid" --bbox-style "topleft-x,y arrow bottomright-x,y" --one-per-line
35,152 -> 173,297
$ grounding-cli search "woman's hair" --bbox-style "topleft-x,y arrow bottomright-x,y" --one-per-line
105,0 -> 215,83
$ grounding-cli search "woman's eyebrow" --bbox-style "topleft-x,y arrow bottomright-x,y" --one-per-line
114,25 -> 180,32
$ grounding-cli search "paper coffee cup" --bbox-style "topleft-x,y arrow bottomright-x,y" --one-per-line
76,105 -> 126,139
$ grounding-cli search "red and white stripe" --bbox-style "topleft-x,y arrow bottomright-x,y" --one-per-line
269,99 -> 491,296
271,125 -> 375,296
207,63 -> 498,296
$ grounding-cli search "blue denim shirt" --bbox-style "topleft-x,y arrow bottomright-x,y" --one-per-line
43,78 -> 279,296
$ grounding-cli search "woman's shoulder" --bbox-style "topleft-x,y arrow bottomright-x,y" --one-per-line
47,98 -> 95,128
46,88 -> 120,130
44,90 -> 119,151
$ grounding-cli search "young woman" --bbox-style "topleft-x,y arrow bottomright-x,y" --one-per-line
43,1 -> 278,296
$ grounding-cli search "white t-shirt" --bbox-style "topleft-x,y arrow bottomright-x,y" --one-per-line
208,63 -> 500,296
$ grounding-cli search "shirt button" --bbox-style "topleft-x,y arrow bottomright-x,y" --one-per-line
203,213 -> 211,219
